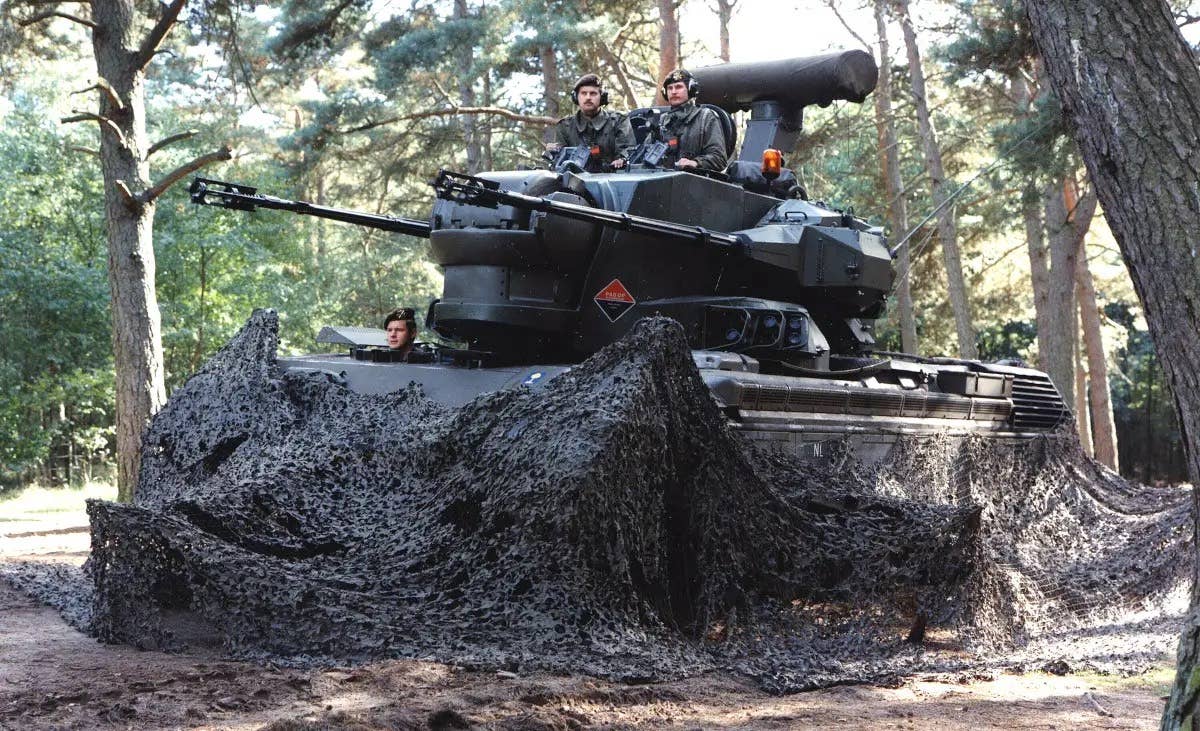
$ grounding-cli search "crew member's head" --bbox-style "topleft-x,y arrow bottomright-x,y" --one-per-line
383,307 -> 417,352
662,68 -> 698,107
571,73 -> 608,117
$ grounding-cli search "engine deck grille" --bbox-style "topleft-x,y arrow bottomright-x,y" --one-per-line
1009,373 -> 1070,430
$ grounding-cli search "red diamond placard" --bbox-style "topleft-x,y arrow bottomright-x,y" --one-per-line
594,278 -> 636,322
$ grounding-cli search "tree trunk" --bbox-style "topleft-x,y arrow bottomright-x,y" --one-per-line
895,0 -> 976,359
454,0 -> 481,174
61,401 -> 73,485
91,0 -> 168,502
1074,320 -> 1093,457
1024,191 -> 1051,367
599,42 -> 639,109
297,108 -> 328,312
1076,234 -> 1120,470
483,73 -> 494,171
1145,353 -> 1157,484
874,0 -> 916,354
1010,72 -> 1052,369
1024,3 -> 1200,727
1041,179 -> 1078,404
715,0 -> 736,62
655,0 -> 679,105
315,174 -> 328,306
1168,607 -> 1200,731
189,244 -> 208,375
540,45 -> 560,119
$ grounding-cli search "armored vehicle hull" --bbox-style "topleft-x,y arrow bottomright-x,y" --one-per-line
191,51 -> 1069,462
280,330 -> 1065,465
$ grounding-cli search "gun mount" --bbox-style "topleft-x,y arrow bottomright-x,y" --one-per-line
190,52 -> 1069,457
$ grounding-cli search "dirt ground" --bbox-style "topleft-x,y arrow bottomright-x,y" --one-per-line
0,494 -> 1177,731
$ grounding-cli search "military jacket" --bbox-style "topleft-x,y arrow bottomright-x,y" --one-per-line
660,100 -> 729,172
554,109 -> 635,172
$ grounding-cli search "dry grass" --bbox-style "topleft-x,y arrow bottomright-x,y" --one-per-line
0,481 -> 115,523
1074,663 -> 1176,697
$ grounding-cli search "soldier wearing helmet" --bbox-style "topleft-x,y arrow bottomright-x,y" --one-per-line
660,68 -> 728,172
549,73 -> 635,172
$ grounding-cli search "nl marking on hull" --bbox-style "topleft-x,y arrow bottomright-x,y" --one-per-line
594,279 -> 636,322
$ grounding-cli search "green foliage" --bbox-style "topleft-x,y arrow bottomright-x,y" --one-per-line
1106,301 -> 1187,482
267,0 -> 373,67
941,0 -> 1035,79
0,89 -> 113,487
975,319 -> 1036,362
369,11 -> 489,90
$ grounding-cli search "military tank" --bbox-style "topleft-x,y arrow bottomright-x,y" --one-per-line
189,51 -> 1068,462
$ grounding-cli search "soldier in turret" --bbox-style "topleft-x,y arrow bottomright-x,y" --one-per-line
547,73 -> 635,172
384,307 -> 417,359
660,68 -> 728,173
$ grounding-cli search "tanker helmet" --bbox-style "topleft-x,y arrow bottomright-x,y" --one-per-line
570,73 -> 609,106
661,68 -> 700,100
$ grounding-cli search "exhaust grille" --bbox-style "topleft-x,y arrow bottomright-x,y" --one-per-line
1009,373 -> 1070,430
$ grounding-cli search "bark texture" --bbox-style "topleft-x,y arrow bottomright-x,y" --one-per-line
1168,607 -> 1200,731
91,0 -> 170,501
454,0 -> 481,174
714,0 -> 736,62
1073,325 -> 1093,458
896,0 -> 976,359
540,45 -> 560,120
1011,73 -> 1053,370
1024,2 -> 1200,727
874,0 -> 916,354
1041,179 -> 1095,405
1076,237 -> 1120,470
599,42 -> 639,109
1023,192 -> 1051,365
655,0 -> 679,105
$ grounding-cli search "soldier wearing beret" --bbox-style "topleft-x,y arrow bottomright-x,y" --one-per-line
660,68 -> 728,173
383,307 -> 417,359
548,73 -> 635,172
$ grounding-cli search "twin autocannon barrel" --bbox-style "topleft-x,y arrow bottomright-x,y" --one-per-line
190,173 -> 751,251
188,178 -> 434,239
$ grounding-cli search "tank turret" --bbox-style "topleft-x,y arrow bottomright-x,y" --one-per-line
424,52 -> 886,369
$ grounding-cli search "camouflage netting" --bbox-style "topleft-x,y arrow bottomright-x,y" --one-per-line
76,310 -> 1190,689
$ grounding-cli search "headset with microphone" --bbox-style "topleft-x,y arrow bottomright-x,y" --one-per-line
571,74 -> 610,106
661,69 -> 700,101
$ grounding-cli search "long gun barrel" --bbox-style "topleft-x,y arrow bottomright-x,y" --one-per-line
189,178 -> 432,238
432,170 -> 749,250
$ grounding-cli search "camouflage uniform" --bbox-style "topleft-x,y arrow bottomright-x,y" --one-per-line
553,109 -> 635,173
661,99 -> 728,173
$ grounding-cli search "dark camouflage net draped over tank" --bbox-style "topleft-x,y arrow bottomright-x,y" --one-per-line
81,310 -> 1189,691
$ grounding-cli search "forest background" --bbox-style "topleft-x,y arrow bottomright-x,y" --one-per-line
0,0 -> 1195,494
